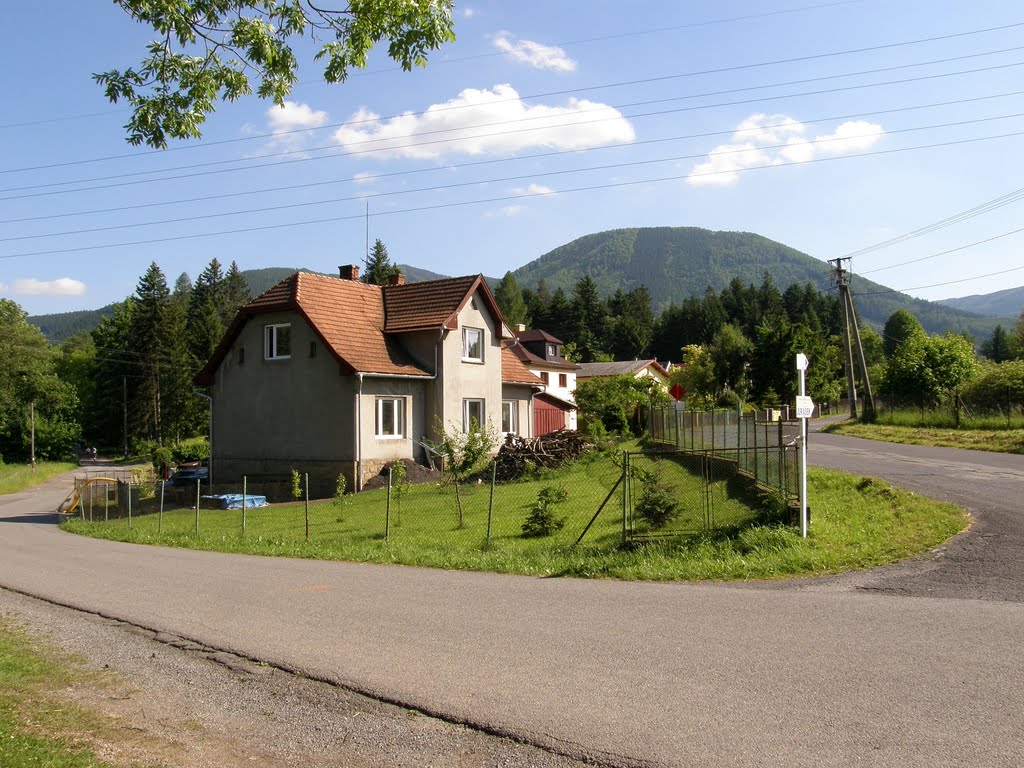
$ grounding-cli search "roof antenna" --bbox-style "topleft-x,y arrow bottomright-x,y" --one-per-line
365,200 -> 369,261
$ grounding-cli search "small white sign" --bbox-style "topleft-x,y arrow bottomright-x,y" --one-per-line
795,353 -> 809,371
795,395 -> 815,419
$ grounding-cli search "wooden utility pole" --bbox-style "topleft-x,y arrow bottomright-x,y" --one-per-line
829,258 -> 875,420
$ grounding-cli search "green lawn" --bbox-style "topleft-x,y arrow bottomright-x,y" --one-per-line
63,454 -> 967,581
0,620 -> 117,768
0,462 -> 78,495
823,420 -> 1024,454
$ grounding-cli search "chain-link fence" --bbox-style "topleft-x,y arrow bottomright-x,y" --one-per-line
69,413 -> 803,551
647,406 -> 802,497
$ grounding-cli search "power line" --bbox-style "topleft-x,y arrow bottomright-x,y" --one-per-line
5,89 -> 1021,226
5,35 -> 1023,181
854,263 -> 1024,297
4,127 -> 1023,261
5,59 -> 1024,201
858,225 -> 1024,275
7,112 -> 1023,244
0,0 -> 859,132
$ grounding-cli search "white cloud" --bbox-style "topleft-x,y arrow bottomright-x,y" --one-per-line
2,278 -> 87,297
512,183 -> 556,196
334,84 -> 634,160
266,100 -> 329,133
494,33 -> 576,72
352,171 -> 376,184
461,7 -> 476,18
687,113 -> 884,187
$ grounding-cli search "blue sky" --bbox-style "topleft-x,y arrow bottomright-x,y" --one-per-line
3,0 -> 1024,316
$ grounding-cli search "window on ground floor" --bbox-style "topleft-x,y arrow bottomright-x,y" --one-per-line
376,397 -> 405,439
501,400 -> 518,434
463,398 -> 485,432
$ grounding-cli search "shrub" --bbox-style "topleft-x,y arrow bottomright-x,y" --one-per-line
291,469 -> 302,501
172,439 -> 209,464
333,472 -> 349,521
521,485 -> 569,538
636,466 -> 678,529
151,447 -> 173,477
389,459 -> 408,526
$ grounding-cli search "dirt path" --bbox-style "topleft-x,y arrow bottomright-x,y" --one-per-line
0,587 -> 589,768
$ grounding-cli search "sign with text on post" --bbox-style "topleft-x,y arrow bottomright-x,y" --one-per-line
795,395 -> 815,419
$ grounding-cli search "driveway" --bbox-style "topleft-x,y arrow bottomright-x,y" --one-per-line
1,454 -> 1022,767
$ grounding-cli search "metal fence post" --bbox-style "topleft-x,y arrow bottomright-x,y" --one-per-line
486,459 -> 496,546
242,476 -> 247,534
304,473 -> 310,542
127,479 -> 132,529
621,451 -> 629,545
385,467 -> 392,543
777,419 -> 785,497
104,482 -> 109,522
159,478 -> 164,534
195,478 -> 201,536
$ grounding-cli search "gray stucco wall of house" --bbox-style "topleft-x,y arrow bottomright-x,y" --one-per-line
440,290 -> 503,434
357,376 -> 429,484
208,310 -> 356,485
501,384 -> 534,438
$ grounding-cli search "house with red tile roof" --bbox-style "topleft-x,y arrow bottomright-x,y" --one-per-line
507,326 -> 580,434
197,266 -> 544,489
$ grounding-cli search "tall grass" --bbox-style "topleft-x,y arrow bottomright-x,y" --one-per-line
874,407 -> 1024,430
0,462 -> 78,495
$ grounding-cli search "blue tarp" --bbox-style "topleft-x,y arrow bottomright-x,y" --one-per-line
201,494 -> 268,510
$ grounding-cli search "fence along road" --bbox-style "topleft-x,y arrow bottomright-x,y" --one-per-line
1,469 -> 1023,767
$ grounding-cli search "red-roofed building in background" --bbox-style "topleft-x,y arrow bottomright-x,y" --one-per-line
196,266 -> 545,489
506,325 -> 579,434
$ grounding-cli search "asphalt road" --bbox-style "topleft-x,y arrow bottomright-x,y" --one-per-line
1,440 -> 1023,767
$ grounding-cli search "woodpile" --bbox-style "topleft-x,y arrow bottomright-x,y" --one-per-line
494,430 -> 591,481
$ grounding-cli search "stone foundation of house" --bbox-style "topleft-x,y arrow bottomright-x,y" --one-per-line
211,456 -> 426,493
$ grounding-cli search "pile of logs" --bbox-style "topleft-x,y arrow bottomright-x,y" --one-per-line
494,429 -> 591,481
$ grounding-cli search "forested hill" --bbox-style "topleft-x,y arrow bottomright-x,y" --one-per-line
937,285 -> 1024,318
513,227 -> 1008,337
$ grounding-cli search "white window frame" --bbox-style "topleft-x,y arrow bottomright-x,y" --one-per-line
547,343 -> 557,358
462,327 -> 484,362
265,323 -> 291,360
375,397 -> 405,439
463,398 -> 485,432
501,400 -> 518,434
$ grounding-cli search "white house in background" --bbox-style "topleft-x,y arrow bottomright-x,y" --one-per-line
575,359 -> 671,391
507,326 -> 579,434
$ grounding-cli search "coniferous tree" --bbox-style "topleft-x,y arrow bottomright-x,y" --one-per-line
221,260 -> 251,324
981,325 -> 1011,362
363,239 -> 400,285
495,271 -> 529,327
130,263 -> 173,442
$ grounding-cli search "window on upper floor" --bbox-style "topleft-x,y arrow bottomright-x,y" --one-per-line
462,327 -> 484,362
376,397 -> 405,439
463,398 -> 485,432
501,400 -> 518,434
559,373 -> 567,388
547,343 -> 557,358
540,371 -> 549,385
265,324 -> 291,360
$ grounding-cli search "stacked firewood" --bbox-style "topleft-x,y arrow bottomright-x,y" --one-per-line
494,430 -> 591,481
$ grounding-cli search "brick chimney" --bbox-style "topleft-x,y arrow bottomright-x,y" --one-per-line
339,264 -> 360,281
388,272 -> 406,286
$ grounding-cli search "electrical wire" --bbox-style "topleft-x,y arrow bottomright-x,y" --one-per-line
6,111 -> 1023,244
4,126 -> 1023,261
5,58 -> 1024,200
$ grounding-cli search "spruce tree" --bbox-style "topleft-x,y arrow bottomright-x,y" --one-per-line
363,239 -> 400,285
130,263 -> 172,442
221,261 -> 251,324
495,271 -> 528,326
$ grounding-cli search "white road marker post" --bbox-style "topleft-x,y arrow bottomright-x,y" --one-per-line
795,353 -> 814,539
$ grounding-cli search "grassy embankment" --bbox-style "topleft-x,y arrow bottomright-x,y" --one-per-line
63,456 -> 967,581
824,410 -> 1024,454
0,462 -> 78,495
0,619 -> 120,768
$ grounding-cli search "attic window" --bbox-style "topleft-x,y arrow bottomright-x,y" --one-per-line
547,344 -> 557,358
462,327 -> 484,362
265,324 -> 291,360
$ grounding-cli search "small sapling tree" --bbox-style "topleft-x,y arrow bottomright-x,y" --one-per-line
636,464 -> 679,529
333,472 -> 349,522
290,469 -> 302,501
429,418 -> 497,529
389,459 -> 409,527
521,485 -> 569,538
